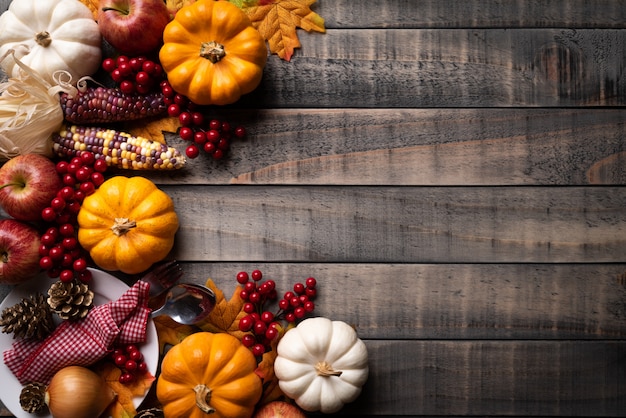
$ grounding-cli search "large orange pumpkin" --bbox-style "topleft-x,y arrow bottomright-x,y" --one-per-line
156,332 -> 263,418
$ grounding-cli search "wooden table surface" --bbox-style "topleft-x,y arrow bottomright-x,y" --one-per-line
1,0 -> 625,416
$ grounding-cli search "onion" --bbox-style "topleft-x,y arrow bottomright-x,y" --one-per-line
45,366 -> 116,418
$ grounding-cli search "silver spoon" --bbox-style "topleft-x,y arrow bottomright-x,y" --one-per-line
150,283 -> 216,325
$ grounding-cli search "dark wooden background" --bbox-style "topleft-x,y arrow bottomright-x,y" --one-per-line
1,0 -> 625,416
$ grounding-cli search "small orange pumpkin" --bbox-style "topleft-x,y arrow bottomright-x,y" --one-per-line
77,176 -> 178,274
157,332 -> 263,418
159,0 -> 267,105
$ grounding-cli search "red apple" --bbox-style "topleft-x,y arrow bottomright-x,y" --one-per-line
0,219 -> 42,285
98,0 -> 171,56
0,154 -> 62,221
254,401 -> 308,418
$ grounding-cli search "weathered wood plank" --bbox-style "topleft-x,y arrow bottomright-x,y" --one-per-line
165,186 -> 626,263
177,263 -> 626,340
320,0 -> 626,29
338,340 -> 626,416
144,108 -> 626,186
239,29 -> 626,107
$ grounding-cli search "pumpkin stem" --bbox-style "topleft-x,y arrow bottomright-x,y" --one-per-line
111,218 -> 137,236
35,31 -> 52,47
200,41 -> 226,64
193,384 -> 216,414
315,361 -> 343,377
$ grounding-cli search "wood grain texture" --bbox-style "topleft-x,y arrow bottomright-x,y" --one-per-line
180,263 -> 626,340
166,186 -> 626,263
321,0 -> 626,29
238,29 -> 626,107
142,108 -> 626,186
338,340 -> 626,416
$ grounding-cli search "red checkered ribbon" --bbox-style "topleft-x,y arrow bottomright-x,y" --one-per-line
3,281 -> 150,385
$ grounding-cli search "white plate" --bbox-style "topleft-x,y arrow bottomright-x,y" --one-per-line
0,268 -> 159,418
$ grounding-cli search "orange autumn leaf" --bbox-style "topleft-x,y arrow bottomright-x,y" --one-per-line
78,0 -> 99,19
153,315 -> 196,354
123,116 -> 181,145
95,361 -> 156,418
255,323 -> 290,405
196,278 -> 247,339
242,0 -> 326,61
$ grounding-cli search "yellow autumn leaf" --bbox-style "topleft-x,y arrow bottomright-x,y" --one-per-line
95,361 -> 156,418
166,0 -> 198,18
123,116 -> 181,145
153,315 -> 196,354
243,0 -> 326,61
196,278 -> 247,340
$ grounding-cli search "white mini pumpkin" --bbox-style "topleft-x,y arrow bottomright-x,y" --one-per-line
0,0 -> 101,85
274,317 -> 369,414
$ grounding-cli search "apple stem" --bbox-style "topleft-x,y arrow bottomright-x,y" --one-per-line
101,6 -> 130,16
0,182 -> 25,190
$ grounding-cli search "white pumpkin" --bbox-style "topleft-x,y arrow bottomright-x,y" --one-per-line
274,317 -> 369,414
0,0 -> 101,85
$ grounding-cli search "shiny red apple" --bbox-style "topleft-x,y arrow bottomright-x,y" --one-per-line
98,0 -> 171,56
0,154 -> 63,221
253,401 -> 308,418
0,219 -> 42,285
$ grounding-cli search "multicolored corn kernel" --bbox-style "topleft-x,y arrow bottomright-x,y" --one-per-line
52,125 -> 186,170
60,86 -> 167,124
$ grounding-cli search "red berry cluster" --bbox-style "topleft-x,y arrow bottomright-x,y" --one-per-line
159,80 -> 247,160
101,55 -> 164,94
236,270 -> 317,356
110,344 -> 148,384
39,152 -> 108,283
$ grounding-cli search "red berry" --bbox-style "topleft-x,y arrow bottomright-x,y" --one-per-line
251,344 -> 265,356
209,119 -> 221,130
194,131 -> 207,145
253,321 -> 267,335
290,296 -> 300,307
80,151 -> 96,165
129,349 -> 143,362
185,144 -> 200,159
293,282 -> 305,295
206,129 -> 220,143
102,58 -> 116,72
285,312 -> 296,323
251,270 -> 262,281
59,269 -> 75,283
236,271 -> 249,284
117,61 -> 133,77
93,159 -> 108,173
61,237 -> 78,250
234,126 -> 246,138
261,311 -> 274,323
212,149 -> 225,160
56,161 -> 69,174
119,80 -> 135,94
217,138 -> 229,151
305,287 -> 317,298
168,103 -> 181,117
114,354 -> 127,367
129,56 -> 145,71
306,277 -> 317,288
238,315 -> 254,332
80,181 -> 95,195
161,83 -> 174,98
119,372 -> 135,384
48,246 -> 64,261
304,300 -> 315,312
39,244 -> 50,257
110,68 -> 124,83
221,121 -> 231,132
39,256 -> 54,270
137,361 -> 148,373
203,142 -> 216,154
294,306 -> 306,318
125,360 -> 138,371
41,233 -> 56,247
244,281 -> 256,293
91,172 -> 105,187
243,302 -> 255,313
241,334 -> 256,347
191,112 -> 204,126
278,299 -> 290,310
78,269 -> 92,283
179,126 -> 194,141
265,327 -> 279,340
57,186 -> 74,201
73,258 -> 88,272
174,94 -> 188,107
179,111 -> 192,126
50,197 -> 66,212
249,292 -> 261,304
141,60 -> 157,74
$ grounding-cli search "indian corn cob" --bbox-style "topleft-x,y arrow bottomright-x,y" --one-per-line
59,86 -> 167,124
52,124 -> 186,170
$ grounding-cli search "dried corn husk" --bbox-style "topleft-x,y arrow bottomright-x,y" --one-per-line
0,47 -> 76,161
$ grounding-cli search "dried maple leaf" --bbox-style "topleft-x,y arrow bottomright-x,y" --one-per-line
196,278 -> 247,340
78,0 -> 99,19
95,361 -> 156,418
122,116 -> 181,145
153,315 -> 196,354
240,0 -> 326,61
165,0 -> 198,18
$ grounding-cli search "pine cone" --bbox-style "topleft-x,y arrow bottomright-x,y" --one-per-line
19,382 -> 47,414
134,408 -> 164,418
47,280 -> 94,321
0,293 -> 56,340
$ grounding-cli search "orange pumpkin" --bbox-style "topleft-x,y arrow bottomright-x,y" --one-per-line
159,0 -> 267,105
156,332 -> 263,418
